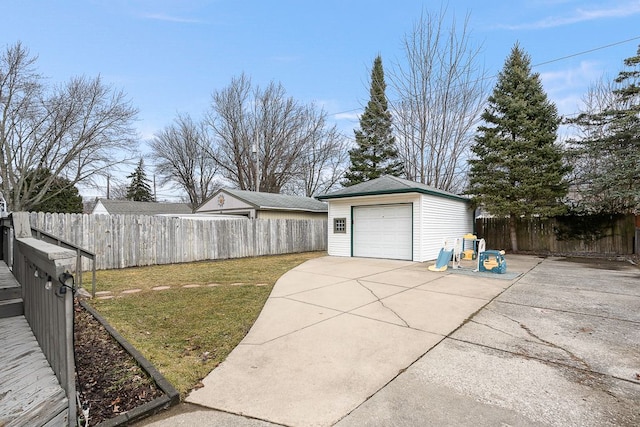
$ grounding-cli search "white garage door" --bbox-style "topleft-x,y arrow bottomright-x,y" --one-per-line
352,204 -> 413,260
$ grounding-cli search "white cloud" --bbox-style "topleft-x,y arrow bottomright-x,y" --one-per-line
539,60 -> 602,89
142,13 -> 201,24
539,61 -> 604,116
502,1 -> 640,30
332,111 -> 360,121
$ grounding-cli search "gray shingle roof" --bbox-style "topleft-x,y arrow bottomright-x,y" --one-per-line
316,175 -> 468,202
223,189 -> 328,212
95,199 -> 192,215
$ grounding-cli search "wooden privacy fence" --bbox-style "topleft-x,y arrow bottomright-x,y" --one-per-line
28,213 -> 328,270
475,214 -> 637,255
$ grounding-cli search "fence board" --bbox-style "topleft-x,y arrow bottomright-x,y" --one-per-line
29,213 -> 327,270
476,214 -> 637,255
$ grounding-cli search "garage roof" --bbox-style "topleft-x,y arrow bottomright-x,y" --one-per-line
316,175 -> 469,202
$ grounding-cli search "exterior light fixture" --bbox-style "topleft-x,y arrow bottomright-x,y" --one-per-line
57,272 -> 75,295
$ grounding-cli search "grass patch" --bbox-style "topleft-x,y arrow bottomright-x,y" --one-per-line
85,252 -> 324,294
87,251 -> 324,397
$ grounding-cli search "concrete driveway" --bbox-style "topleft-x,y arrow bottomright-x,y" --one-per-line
142,255 -> 640,427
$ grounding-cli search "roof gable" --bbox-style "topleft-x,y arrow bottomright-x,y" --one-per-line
197,191 -> 254,212
197,189 -> 328,213
316,175 -> 468,202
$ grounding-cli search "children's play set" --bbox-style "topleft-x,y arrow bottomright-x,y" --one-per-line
428,233 -> 507,274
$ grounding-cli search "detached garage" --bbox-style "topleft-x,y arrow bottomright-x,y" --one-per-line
316,175 -> 474,262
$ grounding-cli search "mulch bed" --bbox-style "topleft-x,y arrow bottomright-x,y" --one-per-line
75,302 -> 164,426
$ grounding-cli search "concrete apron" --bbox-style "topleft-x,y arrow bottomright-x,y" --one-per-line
335,256 -> 640,427
187,255 -> 542,426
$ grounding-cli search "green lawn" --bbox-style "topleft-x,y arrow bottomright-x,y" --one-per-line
88,251 -> 324,396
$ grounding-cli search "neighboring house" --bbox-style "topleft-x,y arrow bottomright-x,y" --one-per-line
196,188 -> 328,220
155,213 -> 247,220
316,175 -> 474,262
91,199 -> 192,216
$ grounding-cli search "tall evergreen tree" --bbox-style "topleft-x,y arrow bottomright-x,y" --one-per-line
343,55 -> 402,186
469,44 -> 569,252
567,45 -> 640,214
126,159 -> 155,202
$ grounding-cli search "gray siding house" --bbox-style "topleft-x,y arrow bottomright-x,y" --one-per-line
196,189 -> 327,220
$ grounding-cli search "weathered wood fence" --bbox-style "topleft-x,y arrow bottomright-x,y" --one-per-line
476,214 -> 638,255
29,213 -> 328,270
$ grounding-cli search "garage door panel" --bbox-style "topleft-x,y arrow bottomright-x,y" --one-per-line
353,204 -> 412,260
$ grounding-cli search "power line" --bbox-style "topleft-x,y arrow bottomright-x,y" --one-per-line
327,35 -> 640,120
532,35 -> 640,68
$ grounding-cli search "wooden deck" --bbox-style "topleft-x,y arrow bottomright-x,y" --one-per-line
0,277 -> 69,426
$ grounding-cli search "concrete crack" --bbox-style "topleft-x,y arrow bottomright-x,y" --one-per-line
518,322 -> 591,370
469,319 -> 523,340
486,308 -> 591,370
356,280 -> 410,328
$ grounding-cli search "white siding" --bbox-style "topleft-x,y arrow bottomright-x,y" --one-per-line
326,192 -> 471,262
418,194 -> 474,262
92,201 -> 109,215
197,190 -> 252,213
326,194 -> 420,259
326,201 -> 352,256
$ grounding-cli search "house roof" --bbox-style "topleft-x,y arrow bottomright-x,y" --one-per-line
219,189 -> 328,212
94,199 -> 192,215
316,175 -> 469,202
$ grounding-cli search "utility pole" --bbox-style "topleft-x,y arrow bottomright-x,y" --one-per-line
252,141 -> 260,192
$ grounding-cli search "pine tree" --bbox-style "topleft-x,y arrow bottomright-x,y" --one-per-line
126,159 -> 155,202
469,44 -> 569,252
343,55 -> 402,186
30,176 -> 83,213
17,168 -> 83,213
567,45 -> 640,214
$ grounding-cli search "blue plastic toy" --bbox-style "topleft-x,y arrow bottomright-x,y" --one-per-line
478,250 -> 507,274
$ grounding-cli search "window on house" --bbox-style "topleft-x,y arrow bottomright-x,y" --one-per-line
333,217 -> 346,233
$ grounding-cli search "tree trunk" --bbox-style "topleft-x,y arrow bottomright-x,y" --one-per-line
509,215 -> 518,253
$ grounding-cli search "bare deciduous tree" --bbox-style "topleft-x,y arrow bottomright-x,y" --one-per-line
564,76 -> 616,209
285,124 -> 349,196
149,113 -> 220,208
0,42 -> 138,211
205,74 -> 346,195
389,8 -> 488,193
566,52 -> 640,214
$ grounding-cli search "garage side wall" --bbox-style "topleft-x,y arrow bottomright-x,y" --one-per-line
326,200 -> 352,256
419,195 -> 474,262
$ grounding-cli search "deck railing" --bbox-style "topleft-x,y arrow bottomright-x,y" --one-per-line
4,212 -> 77,426
2,216 -> 97,297
31,225 -> 97,297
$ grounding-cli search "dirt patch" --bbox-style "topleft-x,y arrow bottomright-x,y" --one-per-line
75,303 -> 164,426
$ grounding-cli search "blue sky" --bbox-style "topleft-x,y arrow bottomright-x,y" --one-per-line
2,0 -> 639,200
